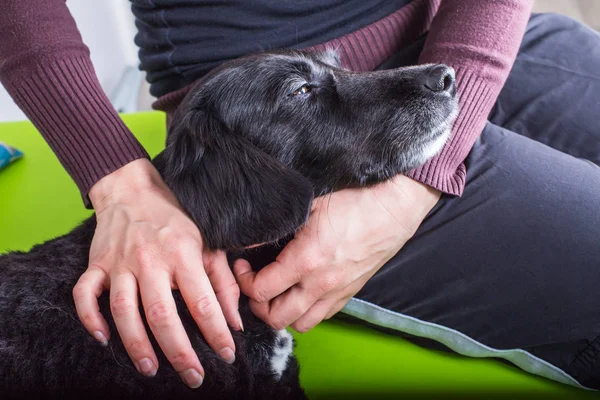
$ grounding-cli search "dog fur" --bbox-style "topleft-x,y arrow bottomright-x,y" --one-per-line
0,50 -> 457,399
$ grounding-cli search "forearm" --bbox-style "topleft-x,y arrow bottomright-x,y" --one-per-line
407,0 -> 533,195
0,0 -> 148,207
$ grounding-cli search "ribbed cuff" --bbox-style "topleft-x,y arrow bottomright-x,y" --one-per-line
5,55 -> 149,207
406,67 -> 496,196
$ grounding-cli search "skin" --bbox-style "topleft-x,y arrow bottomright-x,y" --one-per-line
72,157 -> 439,388
74,159 -> 242,388
235,174 -> 440,332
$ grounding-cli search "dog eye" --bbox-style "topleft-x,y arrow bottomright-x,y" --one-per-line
292,84 -> 312,96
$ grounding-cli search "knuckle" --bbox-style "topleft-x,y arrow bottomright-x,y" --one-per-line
291,321 -> 310,333
132,243 -> 158,269
162,232 -> 184,248
78,312 -> 97,327
169,350 -> 195,371
288,302 -> 305,319
318,272 -> 340,293
72,284 -> 88,301
228,283 -> 241,299
146,300 -> 176,329
190,295 -> 216,319
110,292 -> 137,318
299,251 -> 323,275
250,288 -> 269,304
125,338 -> 149,356
218,281 -> 241,302
89,254 -> 110,270
325,309 -> 339,320
168,240 -> 194,261
175,236 -> 199,252
212,331 -> 233,348
248,303 -> 267,321
300,260 -> 318,275
268,317 -> 288,331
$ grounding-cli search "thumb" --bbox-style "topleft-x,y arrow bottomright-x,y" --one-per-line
233,258 -> 256,295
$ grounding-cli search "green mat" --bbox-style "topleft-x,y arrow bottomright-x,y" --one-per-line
0,112 -> 596,399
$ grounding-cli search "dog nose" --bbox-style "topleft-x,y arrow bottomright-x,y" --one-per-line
422,65 -> 455,94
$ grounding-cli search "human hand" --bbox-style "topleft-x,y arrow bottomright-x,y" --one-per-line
73,159 -> 242,388
235,175 -> 440,332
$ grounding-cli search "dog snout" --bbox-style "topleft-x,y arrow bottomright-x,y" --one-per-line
421,64 -> 455,95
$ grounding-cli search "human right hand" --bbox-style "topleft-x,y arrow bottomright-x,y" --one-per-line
73,159 -> 242,388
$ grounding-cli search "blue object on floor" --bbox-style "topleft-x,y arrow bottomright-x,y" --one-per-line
0,142 -> 23,170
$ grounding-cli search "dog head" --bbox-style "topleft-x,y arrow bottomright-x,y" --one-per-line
159,50 -> 458,250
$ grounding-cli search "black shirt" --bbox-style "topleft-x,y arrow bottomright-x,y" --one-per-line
131,0 -> 410,97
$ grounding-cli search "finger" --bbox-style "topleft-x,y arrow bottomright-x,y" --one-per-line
73,265 -> 111,345
175,255 -> 236,365
232,258 -> 256,296
321,277 -> 369,321
247,295 -> 270,324
290,272 -> 360,332
234,247 -> 304,304
110,271 -> 159,377
325,299 -> 349,319
139,269 -> 205,388
204,250 -> 243,331
250,284 -> 318,330
291,298 -> 338,333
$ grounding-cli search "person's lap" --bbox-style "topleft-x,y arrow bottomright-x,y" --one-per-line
491,13 -> 600,164
345,13 -> 600,389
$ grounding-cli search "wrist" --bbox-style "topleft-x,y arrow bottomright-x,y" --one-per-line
89,159 -> 165,212
387,174 -> 441,203
373,174 -> 441,226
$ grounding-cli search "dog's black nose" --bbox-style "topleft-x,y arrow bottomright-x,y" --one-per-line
422,65 -> 455,94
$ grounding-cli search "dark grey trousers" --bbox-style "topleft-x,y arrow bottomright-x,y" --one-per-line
346,13 -> 600,390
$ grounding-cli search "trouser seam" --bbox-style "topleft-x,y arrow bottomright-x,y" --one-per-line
568,334 -> 600,371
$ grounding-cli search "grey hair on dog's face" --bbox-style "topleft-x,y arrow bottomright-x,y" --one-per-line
161,50 -> 458,250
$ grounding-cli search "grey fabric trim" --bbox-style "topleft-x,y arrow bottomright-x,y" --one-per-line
342,297 -> 595,391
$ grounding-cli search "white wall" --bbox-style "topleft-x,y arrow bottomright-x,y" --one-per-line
0,0 -> 139,123
533,0 -> 600,29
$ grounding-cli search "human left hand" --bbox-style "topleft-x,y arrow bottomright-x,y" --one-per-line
234,175 -> 441,333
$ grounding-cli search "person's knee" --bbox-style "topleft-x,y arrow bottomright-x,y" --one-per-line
526,12 -> 599,53
466,124 -> 600,235
530,12 -> 585,33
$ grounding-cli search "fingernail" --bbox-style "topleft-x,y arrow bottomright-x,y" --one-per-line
239,320 -> 244,332
181,368 -> 203,389
138,358 -> 157,377
93,331 -> 108,346
219,347 -> 236,364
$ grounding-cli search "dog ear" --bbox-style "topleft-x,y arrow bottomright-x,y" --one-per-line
159,109 -> 314,251
312,48 -> 342,68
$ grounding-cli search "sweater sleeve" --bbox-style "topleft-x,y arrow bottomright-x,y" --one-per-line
406,0 -> 533,195
0,0 -> 148,207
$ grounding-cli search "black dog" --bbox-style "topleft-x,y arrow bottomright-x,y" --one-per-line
0,50 -> 457,399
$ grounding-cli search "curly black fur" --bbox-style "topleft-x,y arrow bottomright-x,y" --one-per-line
0,50 -> 457,399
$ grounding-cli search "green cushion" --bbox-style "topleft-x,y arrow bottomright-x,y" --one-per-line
0,112 -> 595,399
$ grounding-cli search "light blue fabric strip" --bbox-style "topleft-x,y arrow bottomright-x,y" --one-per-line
342,297 -> 594,390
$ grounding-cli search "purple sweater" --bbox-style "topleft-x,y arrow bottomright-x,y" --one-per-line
0,0 -> 532,206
